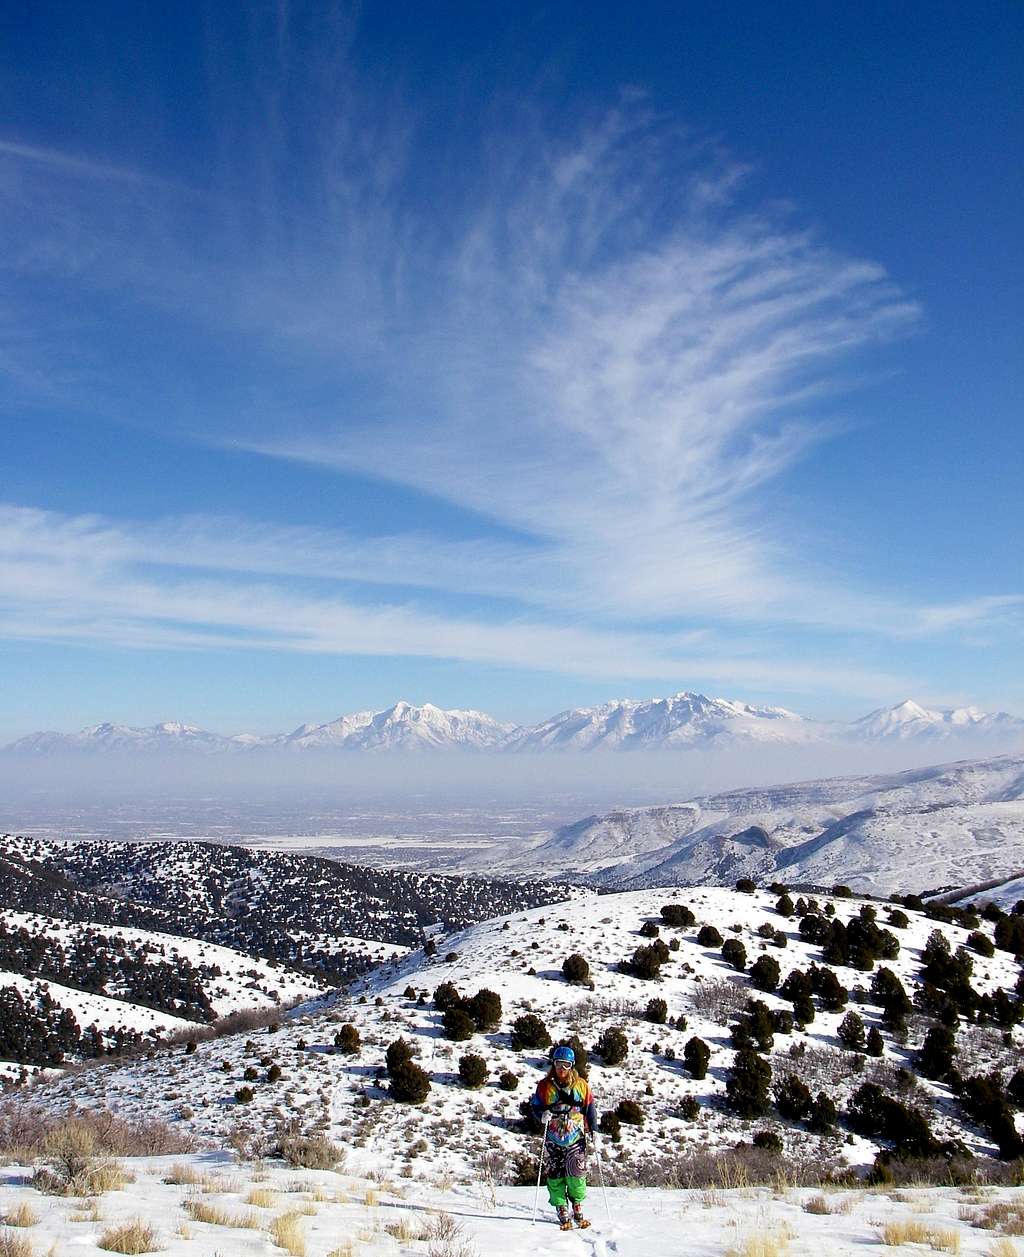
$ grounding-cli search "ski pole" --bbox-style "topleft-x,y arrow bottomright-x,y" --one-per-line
531,1114 -> 550,1226
592,1132 -> 612,1224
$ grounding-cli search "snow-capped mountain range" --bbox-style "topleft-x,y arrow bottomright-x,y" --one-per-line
4,692 -> 1023,755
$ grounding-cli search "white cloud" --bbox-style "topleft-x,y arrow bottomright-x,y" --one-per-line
0,503 -> 921,699
0,47 -> 1018,700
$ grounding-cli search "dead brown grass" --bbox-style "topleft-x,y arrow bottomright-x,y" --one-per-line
0,1205 -> 37,1229
183,1199 -> 261,1229
96,1218 -> 159,1254
269,1210 -> 307,1256
0,1230 -> 35,1257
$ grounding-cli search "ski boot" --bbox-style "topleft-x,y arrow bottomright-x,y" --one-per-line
557,1205 -> 573,1231
572,1203 -> 591,1229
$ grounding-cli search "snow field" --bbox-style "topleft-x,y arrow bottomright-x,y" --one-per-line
1,1151 -> 1023,1257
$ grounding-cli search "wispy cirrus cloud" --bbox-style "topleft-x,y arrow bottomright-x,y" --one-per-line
0,501 -> 1012,707
0,11 -> 1018,709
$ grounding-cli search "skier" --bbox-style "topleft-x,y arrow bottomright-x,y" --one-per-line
530,1045 -> 598,1230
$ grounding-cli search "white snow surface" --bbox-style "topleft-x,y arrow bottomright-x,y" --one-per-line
3,1152 -> 1021,1257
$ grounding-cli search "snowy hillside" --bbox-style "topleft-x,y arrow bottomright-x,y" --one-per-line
0,906 -> 324,1074
2,837 -> 574,976
17,883 -> 1024,1188
0,835 -> 576,1072
505,754 -> 1024,895
6,692 -> 1023,755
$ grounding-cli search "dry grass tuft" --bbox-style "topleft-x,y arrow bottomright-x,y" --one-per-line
70,1194 -> 104,1218
0,1205 -> 37,1229
0,1230 -> 35,1257
96,1218 -> 159,1254
363,1187 -> 379,1207
802,1195 -> 832,1215
384,1215 -> 430,1242
162,1163 -> 201,1186
973,1204 -> 1024,1236
245,1187 -> 278,1208
200,1174 -> 240,1195
183,1199 -> 261,1228
987,1241 -> 1021,1257
725,1229 -> 791,1257
425,1211 -> 479,1257
883,1220 -> 932,1247
882,1221 -> 961,1252
269,1210 -> 307,1257
326,1244 -> 356,1257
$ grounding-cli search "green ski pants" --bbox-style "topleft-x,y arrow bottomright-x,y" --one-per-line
546,1174 -> 586,1207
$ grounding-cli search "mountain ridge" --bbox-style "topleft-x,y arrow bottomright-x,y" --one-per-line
5,693 -> 1023,755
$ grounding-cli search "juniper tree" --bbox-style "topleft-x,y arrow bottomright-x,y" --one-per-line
917,1024 -> 957,1079
683,1036 -> 710,1079
749,955 -> 780,992
774,1073 -> 812,1121
837,1010 -> 866,1052
726,1047 -> 772,1118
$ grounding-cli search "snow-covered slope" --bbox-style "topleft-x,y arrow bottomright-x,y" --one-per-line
18,885 -> 1024,1182
1,836 -> 572,984
509,755 -> 1024,895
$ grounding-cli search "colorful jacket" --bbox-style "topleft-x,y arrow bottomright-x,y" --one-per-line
530,1074 -> 598,1148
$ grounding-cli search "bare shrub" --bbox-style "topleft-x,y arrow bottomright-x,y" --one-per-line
225,1123 -> 273,1161
784,1047 -> 862,1093
278,1135 -> 343,1171
0,1105 -> 191,1164
41,1122 -> 95,1186
689,980 -> 749,1023
573,995 -> 646,1019
426,1211 -> 478,1257
628,1145 -> 847,1189
97,1219 -> 159,1254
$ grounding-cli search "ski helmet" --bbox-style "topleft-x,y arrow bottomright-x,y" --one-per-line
552,1046 -> 575,1065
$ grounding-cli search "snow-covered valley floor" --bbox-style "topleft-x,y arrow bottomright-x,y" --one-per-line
1,1150 -> 1023,1257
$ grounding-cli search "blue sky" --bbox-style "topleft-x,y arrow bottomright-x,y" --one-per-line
1,1 -> 1021,739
